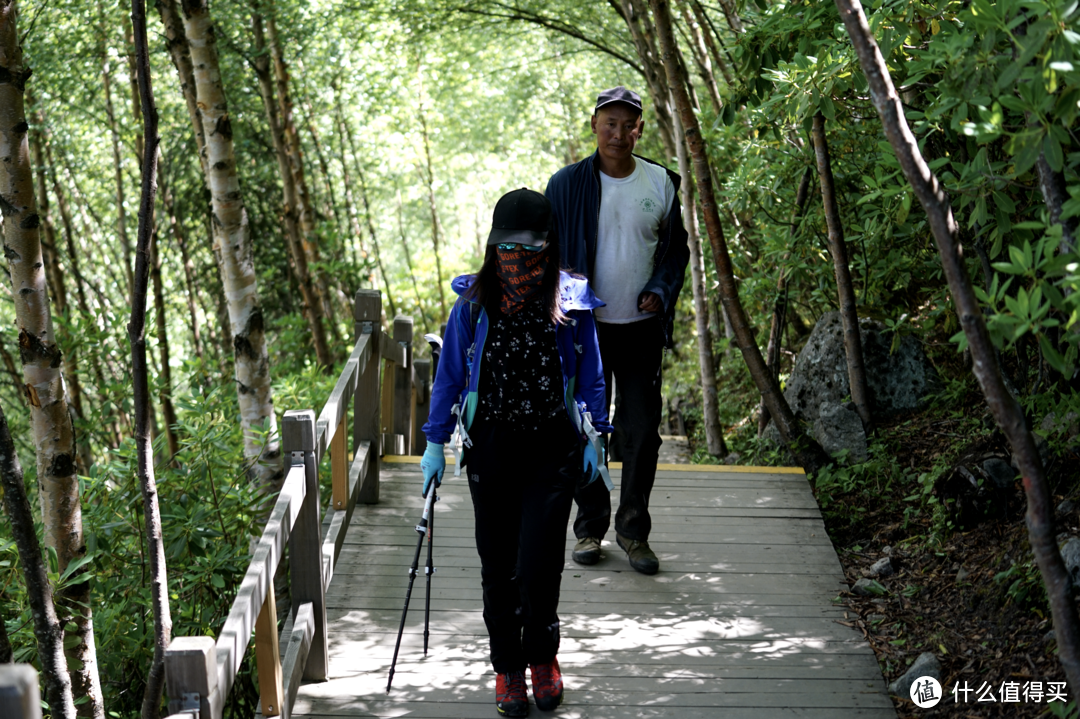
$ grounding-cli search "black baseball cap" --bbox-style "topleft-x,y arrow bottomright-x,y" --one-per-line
487,188 -> 550,247
594,86 -> 642,114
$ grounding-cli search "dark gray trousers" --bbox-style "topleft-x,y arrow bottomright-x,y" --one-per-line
572,316 -> 663,542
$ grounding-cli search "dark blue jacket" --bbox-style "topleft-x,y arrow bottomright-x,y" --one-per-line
545,151 -> 690,349
422,272 -> 613,445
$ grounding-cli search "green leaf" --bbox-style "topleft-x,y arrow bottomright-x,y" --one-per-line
1044,133 -> 1065,172
1038,333 -> 1070,374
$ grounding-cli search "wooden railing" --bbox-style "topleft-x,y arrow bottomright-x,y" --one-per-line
0,288 -> 433,719
0,290 -> 430,719
161,289 -> 431,719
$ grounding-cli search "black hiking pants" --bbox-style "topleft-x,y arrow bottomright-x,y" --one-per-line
573,316 -> 663,543
465,415 -> 580,674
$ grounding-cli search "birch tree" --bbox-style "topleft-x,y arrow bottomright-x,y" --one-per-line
180,0 -> 283,489
0,404 -> 76,719
0,3 -> 104,714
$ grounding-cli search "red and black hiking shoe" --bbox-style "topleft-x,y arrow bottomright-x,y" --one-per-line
529,658 -> 563,711
495,670 -> 529,717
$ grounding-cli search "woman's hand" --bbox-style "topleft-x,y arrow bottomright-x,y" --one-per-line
421,441 -> 446,497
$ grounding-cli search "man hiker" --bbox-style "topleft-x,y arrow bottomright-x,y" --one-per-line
545,86 -> 690,575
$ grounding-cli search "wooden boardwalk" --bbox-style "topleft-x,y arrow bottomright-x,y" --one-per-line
290,460 -> 896,719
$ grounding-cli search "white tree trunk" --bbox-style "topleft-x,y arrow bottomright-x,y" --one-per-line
181,0 -> 282,488
0,4 -> 104,716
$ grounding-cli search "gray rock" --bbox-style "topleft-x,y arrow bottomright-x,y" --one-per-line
956,566 -> 970,583
1059,500 -> 1076,515
783,311 -> 941,423
851,578 -> 886,596
1045,629 -> 1056,643
723,452 -> 742,466
813,402 -> 869,463
882,545 -> 893,556
982,458 -> 1016,489
869,557 -> 896,577
1060,538 -> 1080,586
1042,411 -> 1080,440
889,652 -> 942,697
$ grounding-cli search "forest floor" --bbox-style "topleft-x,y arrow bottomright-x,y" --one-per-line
821,404 -> 1080,718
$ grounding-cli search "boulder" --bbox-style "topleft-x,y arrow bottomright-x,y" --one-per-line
784,312 -> 940,423
889,652 -> 941,698
812,402 -> 868,463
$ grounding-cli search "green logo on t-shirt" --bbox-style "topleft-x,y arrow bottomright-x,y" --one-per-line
639,197 -> 659,214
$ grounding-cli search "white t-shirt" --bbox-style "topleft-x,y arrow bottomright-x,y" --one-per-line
592,158 -> 676,324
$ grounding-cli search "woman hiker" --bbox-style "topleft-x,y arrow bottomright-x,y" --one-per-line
420,187 -> 612,717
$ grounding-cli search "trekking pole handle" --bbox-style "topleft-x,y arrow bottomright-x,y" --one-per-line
415,488 -> 436,535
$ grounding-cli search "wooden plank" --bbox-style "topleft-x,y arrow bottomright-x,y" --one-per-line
290,707 -> 895,719
334,537 -> 842,562
213,465 -> 305,701
379,359 -> 394,438
412,359 -> 431,455
321,440 -> 374,588
391,316 -> 414,451
330,415 -> 348,511
254,582 -> 284,717
282,602 -> 314,719
379,328 -> 407,366
324,594 -> 850,616
307,655 -> 884,679
297,685 -> 892,711
353,290 -> 381,504
316,332 -> 367,458
283,410 -> 329,682
339,520 -> 835,546
0,665 -> 42,719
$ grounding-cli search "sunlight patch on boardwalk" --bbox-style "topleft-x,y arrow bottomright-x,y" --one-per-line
288,463 -> 896,719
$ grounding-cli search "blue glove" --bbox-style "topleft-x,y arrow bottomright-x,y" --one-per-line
583,436 -> 606,484
421,441 -> 445,497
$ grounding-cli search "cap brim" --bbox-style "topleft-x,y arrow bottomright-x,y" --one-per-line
487,228 -> 549,247
594,99 -> 643,113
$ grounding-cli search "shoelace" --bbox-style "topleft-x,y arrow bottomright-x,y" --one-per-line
500,672 -> 528,700
532,663 -> 558,695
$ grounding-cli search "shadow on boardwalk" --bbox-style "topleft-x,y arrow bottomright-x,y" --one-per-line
290,461 -> 896,719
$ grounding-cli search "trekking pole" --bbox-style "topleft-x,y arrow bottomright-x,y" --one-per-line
423,487 -> 435,655
387,487 -> 437,693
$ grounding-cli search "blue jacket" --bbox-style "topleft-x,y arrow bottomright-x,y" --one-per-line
545,151 -> 690,349
422,271 -> 613,445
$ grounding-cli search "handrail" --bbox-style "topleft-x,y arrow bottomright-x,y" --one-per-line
159,289 -> 431,719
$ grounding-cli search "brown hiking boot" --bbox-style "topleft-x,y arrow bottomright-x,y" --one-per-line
616,533 -> 659,575
571,536 -> 602,565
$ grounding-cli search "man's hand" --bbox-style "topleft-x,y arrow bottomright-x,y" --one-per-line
638,292 -> 663,313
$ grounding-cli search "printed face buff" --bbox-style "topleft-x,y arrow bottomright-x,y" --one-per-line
497,246 -> 548,315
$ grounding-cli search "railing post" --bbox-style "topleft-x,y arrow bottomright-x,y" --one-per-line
354,289 -> 382,504
165,636 -> 222,719
282,410 -> 329,681
254,581 -> 284,716
412,358 -> 431,455
0,665 -> 41,719
392,315 -> 415,454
